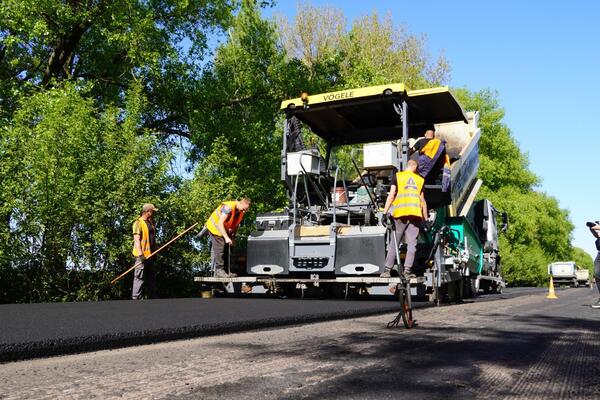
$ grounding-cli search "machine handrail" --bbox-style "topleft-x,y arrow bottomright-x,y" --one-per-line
349,148 -> 378,210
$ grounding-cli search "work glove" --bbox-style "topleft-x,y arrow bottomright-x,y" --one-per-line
420,220 -> 433,232
381,214 -> 393,227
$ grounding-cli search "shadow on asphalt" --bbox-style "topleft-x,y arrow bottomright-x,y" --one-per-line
182,304 -> 600,400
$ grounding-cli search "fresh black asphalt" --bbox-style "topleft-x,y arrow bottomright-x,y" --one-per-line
0,287 -> 546,363
0,297 -> 404,362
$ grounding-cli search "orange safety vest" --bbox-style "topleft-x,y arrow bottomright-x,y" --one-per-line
419,138 -> 452,192
421,138 -> 442,159
206,201 -> 246,237
132,218 -> 154,257
390,170 -> 424,219
421,138 -> 451,170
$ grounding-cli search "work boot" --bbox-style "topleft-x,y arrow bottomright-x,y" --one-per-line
380,267 -> 392,278
592,298 -> 600,309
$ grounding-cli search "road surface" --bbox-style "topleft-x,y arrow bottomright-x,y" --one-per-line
1,287 -> 599,399
0,297 -> 404,362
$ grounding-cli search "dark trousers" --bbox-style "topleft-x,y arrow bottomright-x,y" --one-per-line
131,257 -> 157,299
385,217 -> 420,269
595,252 -> 600,294
210,233 -> 229,273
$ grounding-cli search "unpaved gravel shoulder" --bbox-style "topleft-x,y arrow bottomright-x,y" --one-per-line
1,289 -> 599,400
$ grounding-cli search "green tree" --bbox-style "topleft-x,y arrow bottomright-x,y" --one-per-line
0,0 -> 272,302
454,89 -> 538,191
187,1 -> 303,224
277,5 -> 450,89
0,0 -> 241,137
455,89 -> 574,286
571,247 -> 594,277
0,82 -> 172,302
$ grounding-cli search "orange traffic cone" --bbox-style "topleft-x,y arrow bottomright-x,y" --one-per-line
546,276 -> 558,299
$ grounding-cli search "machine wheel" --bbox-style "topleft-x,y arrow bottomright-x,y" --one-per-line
462,277 -> 477,298
490,282 -> 498,293
471,279 -> 479,296
481,281 -> 492,294
387,282 -> 414,329
399,283 -> 414,328
446,280 -> 463,303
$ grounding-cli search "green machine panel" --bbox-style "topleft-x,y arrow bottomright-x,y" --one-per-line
445,217 -> 484,274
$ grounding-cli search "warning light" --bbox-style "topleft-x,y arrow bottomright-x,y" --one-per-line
300,92 -> 309,103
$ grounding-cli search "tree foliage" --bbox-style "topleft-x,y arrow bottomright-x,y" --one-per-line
454,89 -> 538,191
455,89 -> 575,286
0,0 -> 240,137
0,82 -> 172,302
0,0 -> 253,303
572,247 -> 594,276
186,0 -> 296,230
277,5 -> 450,89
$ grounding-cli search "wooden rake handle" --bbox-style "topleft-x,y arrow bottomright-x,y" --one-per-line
111,222 -> 199,285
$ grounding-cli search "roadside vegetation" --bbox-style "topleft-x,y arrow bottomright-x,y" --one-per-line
0,1 -> 589,302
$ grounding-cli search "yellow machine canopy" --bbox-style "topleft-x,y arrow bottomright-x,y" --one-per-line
280,83 -> 468,145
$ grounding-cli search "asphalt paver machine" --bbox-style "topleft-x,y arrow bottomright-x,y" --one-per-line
195,83 -> 507,303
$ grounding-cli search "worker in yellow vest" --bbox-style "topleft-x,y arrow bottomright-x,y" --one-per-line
132,203 -> 158,299
205,198 -> 251,278
380,159 -> 428,278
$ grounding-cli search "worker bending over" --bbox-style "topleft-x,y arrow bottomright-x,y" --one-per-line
381,159 -> 428,278
132,203 -> 159,299
205,198 -> 251,278
412,127 -> 451,192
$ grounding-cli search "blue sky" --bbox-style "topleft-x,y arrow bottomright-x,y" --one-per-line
265,0 -> 600,257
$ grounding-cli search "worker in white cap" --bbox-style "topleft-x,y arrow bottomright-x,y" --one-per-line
131,203 -> 159,299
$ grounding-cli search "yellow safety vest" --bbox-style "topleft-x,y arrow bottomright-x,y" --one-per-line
132,218 -> 153,257
206,201 -> 246,237
390,170 -> 424,219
